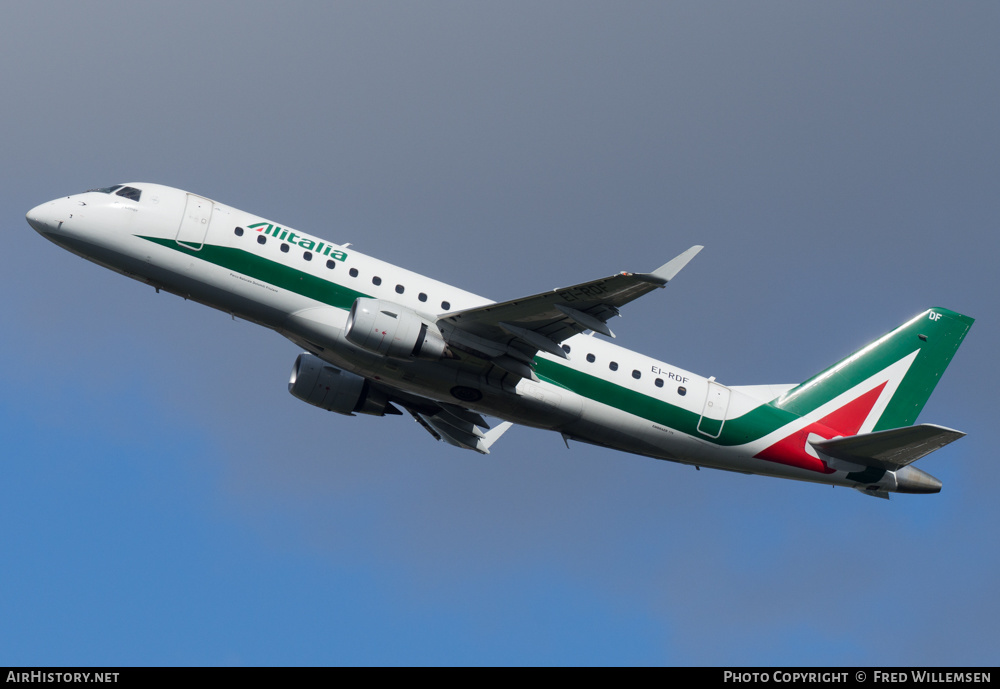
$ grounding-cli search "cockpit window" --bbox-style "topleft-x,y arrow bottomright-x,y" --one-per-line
88,185 -> 123,194
115,186 -> 142,202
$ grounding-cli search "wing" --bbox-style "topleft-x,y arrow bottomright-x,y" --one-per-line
352,246 -> 702,452
437,246 -> 702,380
409,408 -> 514,455
367,380 -> 515,454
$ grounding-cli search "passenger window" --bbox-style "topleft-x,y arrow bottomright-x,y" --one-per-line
586,353 -> 595,363
349,268 -> 358,277
372,276 -> 382,286
280,243 -> 289,253
303,251 -> 312,261
678,386 -> 687,396
395,284 -> 404,294
234,227 -> 244,236
441,301 -> 451,310
655,378 -> 664,388
562,344 -> 571,354
418,293 -> 428,302
632,370 -> 641,379
326,260 -> 336,269
257,235 -> 266,245
609,362 -> 618,371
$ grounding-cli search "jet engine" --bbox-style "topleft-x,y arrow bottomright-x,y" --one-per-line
288,353 -> 398,416
344,298 -> 450,360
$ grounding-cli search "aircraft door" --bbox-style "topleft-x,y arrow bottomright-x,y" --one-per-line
175,193 -> 214,250
697,380 -> 731,439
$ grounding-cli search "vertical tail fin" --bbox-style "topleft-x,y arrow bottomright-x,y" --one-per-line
770,308 -> 973,434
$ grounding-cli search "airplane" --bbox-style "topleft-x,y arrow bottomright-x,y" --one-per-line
26,183 -> 974,498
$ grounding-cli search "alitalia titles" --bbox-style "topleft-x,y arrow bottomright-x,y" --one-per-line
250,222 -> 348,261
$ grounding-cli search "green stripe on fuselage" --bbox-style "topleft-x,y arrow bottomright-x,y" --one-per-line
141,237 -> 969,451
138,236 -> 370,309
535,358 -> 793,446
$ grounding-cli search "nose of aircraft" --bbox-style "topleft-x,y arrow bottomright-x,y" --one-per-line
26,199 -> 64,235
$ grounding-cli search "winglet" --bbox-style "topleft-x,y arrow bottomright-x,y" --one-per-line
414,411 -> 515,455
636,245 -> 703,286
478,421 -> 514,454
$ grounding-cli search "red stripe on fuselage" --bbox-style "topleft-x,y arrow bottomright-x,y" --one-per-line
753,383 -> 887,473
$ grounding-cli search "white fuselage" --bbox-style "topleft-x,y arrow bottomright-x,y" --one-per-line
25,183 -> 912,493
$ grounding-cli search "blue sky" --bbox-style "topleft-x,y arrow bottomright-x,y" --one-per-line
2,2 -> 998,665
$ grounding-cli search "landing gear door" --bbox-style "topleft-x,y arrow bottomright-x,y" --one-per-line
697,380 -> 731,439
176,193 -> 214,250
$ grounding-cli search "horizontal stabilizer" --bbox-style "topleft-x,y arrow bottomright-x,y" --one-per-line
810,424 -> 965,471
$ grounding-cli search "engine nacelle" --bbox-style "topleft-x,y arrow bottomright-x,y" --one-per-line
344,298 -> 450,360
288,353 -> 395,416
